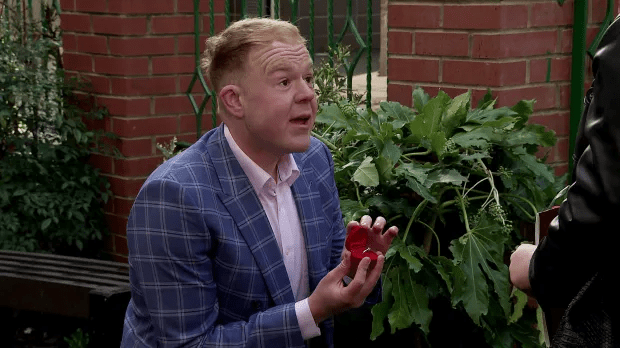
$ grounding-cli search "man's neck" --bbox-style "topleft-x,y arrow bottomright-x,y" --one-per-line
225,123 -> 281,181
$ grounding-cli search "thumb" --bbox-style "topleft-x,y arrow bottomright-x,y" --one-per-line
332,249 -> 352,280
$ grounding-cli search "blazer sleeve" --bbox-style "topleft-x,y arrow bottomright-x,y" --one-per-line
528,18 -> 620,310
125,177 -> 305,348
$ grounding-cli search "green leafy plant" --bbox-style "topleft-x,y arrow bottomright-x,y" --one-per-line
64,328 -> 90,348
313,87 -> 566,346
0,1 -> 113,257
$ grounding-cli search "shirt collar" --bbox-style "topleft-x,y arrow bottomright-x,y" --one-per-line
224,124 -> 300,192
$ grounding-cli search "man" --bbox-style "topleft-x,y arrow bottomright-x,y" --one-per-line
121,18 -> 398,348
510,15 -> 620,347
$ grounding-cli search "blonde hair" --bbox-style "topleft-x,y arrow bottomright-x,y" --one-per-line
201,17 -> 306,92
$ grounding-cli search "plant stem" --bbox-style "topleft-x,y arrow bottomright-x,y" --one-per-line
402,199 -> 428,242
311,131 -> 337,151
454,189 -> 472,233
419,217 -> 440,256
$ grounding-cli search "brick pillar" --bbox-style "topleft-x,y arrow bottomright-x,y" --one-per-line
60,0 -> 227,262
387,0 -> 619,177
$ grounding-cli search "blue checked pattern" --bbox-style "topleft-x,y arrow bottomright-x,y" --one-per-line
121,125 -> 346,348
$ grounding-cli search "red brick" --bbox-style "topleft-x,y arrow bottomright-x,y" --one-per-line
529,112 -> 570,136
202,16 -> 227,36
110,254 -> 129,263
591,0 -> 609,22
60,13 -> 91,33
559,84 -> 571,109
553,163 -> 569,177
78,74 -> 111,94
92,16 -> 148,35
180,113 -> 215,133
472,31 -> 558,58
76,1 -> 106,13
554,138 -> 570,163
88,153 -> 113,174
531,1 -> 574,27
60,0 -> 75,12
97,96 -> 151,116
388,58 -> 439,83
152,56 -> 196,75
112,116 -> 178,137
115,138 -> 154,157
178,0 -> 225,13
444,4 -> 528,29
387,83 -> 413,107
388,4 -> 441,29
388,31 -> 413,55
154,96 -> 196,115
442,60 -> 526,87
63,53 -> 92,72
530,57 -> 572,83
109,37 -> 175,56
94,56 -> 149,76
178,34 -> 209,54
110,76 -> 178,96
107,0 -> 174,14
492,86 -> 557,110
63,34 -> 78,52
114,235 -> 129,255
151,16 -> 195,34
416,32 -> 469,57
112,197 -> 136,216
108,176 -> 146,198
76,35 -> 108,54
180,75 -> 213,94
105,213 -> 129,235
115,157 -> 163,177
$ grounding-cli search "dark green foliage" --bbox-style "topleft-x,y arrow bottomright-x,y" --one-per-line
313,82 -> 567,346
0,2 -> 112,257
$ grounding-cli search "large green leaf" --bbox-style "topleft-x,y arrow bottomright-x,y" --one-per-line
353,156 -> 380,187
450,215 -> 511,324
387,266 -> 433,334
442,91 -> 470,137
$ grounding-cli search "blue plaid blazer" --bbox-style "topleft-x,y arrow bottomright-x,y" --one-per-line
121,125 -> 345,348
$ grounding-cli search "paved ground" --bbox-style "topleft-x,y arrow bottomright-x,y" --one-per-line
351,71 -> 387,110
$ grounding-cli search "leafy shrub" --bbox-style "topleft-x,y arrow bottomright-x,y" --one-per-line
0,2 -> 112,257
313,59 -> 566,346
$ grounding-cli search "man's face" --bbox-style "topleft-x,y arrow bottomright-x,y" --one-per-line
235,41 -> 317,165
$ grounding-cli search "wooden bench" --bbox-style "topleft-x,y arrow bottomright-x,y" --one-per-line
0,250 -> 131,347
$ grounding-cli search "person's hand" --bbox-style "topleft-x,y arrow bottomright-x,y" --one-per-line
343,216 -> 398,277
509,243 -> 537,294
347,215 -> 398,256
307,249 -> 385,324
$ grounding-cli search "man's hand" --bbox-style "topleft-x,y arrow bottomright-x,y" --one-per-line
343,216 -> 398,277
307,249 -> 385,324
348,215 -> 398,256
509,243 -> 537,293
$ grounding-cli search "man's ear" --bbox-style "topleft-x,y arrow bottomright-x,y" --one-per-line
219,85 -> 243,119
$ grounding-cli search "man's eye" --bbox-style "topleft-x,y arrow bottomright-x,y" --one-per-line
279,79 -> 289,86
305,76 -> 314,85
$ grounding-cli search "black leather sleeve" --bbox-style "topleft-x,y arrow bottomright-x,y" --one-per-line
529,16 -> 620,310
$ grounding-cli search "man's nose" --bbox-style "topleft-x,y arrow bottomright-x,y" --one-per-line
295,79 -> 316,103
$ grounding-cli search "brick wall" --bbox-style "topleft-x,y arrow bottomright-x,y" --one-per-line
387,0 -> 620,176
60,0 -> 226,262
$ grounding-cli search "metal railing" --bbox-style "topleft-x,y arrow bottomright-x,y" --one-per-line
186,0 -> 375,138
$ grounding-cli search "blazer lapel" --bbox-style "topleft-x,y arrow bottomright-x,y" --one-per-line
291,159 -> 330,292
206,126 -> 295,306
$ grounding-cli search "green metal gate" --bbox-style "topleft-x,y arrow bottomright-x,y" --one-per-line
186,0 -> 375,139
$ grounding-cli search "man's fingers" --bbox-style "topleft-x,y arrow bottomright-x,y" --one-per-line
360,215 -> 372,229
371,216 -> 386,234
